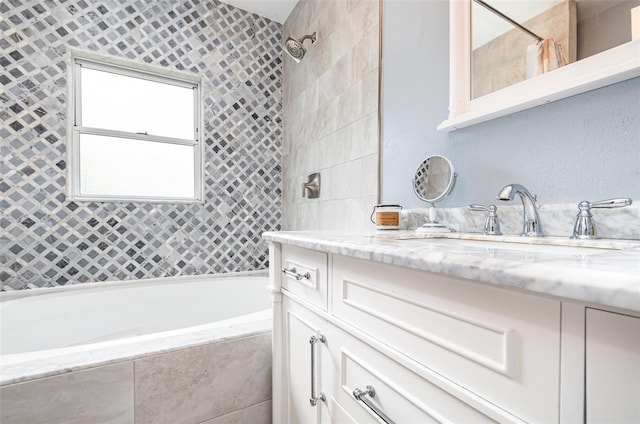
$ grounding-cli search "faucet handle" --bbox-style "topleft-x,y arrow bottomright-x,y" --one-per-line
585,198 -> 632,209
468,204 -> 502,235
571,198 -> 632,239
468,204 -> 489,211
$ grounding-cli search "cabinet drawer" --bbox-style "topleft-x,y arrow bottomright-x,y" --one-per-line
328,324 -> 515,423
332,255 -> 561,423
281,245 -> 328,311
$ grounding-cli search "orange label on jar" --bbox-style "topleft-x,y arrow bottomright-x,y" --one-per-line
376,212 -> 399,226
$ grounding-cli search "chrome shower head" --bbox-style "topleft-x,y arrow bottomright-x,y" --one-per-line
284,32 -> 317,62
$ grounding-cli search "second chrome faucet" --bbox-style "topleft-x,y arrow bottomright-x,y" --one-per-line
497,183 -> 543,237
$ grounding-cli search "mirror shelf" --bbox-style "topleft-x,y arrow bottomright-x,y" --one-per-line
438,0 -> 640,132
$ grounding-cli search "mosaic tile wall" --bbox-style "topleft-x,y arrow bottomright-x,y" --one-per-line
1,0 -> 282,290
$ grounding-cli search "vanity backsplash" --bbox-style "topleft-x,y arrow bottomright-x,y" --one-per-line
401,203 -> 640,240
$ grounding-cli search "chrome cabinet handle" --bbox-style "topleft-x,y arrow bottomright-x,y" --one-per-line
309,334 -> 326,406
353,385 -> 396,424
281,267 -> 311,281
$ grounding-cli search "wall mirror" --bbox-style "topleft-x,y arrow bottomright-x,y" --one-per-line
439,0 -> 640,131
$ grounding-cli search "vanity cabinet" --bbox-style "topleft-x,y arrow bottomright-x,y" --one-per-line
270,242 -> 640,424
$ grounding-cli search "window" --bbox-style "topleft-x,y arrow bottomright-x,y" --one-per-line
69,51 -> 203,202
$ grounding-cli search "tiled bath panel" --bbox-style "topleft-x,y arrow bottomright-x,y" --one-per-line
202,400 -> 272,424
134,332 -> 272,424
1,0 -> 283,289
0,332 -> 272,424
0,362 -> 134,424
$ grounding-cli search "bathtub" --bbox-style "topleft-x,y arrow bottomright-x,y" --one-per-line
0,272 -> 273,424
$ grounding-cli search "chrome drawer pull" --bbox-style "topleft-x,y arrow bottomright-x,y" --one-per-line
309,334 -> 326,406
281,266 -> 311,281
353,385 -> 396,424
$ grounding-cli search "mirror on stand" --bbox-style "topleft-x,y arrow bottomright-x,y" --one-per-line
412,155 -> 457,233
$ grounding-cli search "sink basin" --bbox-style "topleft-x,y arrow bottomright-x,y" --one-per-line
376,232 -> 640,256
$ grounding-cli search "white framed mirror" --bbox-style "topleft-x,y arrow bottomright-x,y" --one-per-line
438,0 -> 640,132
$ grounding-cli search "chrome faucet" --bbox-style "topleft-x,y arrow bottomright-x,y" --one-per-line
497,184 -> 543,237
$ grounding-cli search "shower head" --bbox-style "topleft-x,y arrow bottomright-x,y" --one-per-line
284,32 -> 317,62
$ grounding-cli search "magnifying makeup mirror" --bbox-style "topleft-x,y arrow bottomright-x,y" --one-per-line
412,155 -> 457,232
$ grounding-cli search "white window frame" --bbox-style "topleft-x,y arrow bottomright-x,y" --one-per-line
68,49 -> 204,203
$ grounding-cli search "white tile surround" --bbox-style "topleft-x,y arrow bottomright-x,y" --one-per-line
0,333 -> 272,424
282,0 -> 380,230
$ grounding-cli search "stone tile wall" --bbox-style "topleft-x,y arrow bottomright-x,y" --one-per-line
1,0 -> 282,289
281,0 -> 380,230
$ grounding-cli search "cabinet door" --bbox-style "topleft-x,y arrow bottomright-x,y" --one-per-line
282,296 -> 331,424
586,308 -> 640,423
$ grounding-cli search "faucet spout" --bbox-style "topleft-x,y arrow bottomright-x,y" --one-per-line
497,184 -> 543,237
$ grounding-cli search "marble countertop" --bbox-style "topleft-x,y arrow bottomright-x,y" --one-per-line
263,230 -> 640,312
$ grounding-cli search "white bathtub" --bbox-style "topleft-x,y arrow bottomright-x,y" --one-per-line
0,272 -> 273,386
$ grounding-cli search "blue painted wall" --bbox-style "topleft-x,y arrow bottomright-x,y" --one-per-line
381,0 -> 640,209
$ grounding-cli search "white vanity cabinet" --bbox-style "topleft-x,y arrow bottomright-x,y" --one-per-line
269,241 -> 640,424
